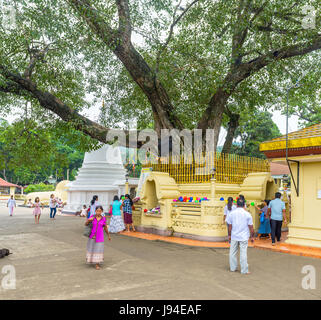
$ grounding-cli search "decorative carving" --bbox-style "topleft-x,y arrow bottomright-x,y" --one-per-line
172,219 -> 226,231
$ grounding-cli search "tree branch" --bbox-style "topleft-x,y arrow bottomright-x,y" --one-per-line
24,44 -> 50,80
68,0 -> 184,132
155,0 -> 200,74
116,0 -> 131,42
0,64 -> 145,147
197,35 -> 321,142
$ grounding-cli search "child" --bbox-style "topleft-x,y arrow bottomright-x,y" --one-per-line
85,205 -> 111,270
27,199 -> 33,207
80,205 -> 87,217
256,200 -> 271,239
32,197 -> 43,224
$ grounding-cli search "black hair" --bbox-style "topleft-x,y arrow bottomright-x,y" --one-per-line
113,195 -> 119,201
125,194 -> 133,206
91,195 -> 98,206
227,197 -> 234,211
237,198 -> 245,207
264,199 -> 271,206
239,194 -> 245,200
275,192 -> 281,199
95,205 -> 104,212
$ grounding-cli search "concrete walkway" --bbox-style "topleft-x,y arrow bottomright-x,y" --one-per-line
0,204 -> 321,300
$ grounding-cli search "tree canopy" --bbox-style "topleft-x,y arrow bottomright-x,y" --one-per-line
0,0 -> 320,154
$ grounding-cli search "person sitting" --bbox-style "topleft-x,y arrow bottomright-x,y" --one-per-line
27,199 -> 33,207
80,205 -> 87,217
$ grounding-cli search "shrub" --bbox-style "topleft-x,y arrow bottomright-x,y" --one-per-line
24,183 -> 55,194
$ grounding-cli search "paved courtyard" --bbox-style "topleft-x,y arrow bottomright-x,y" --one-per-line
0,201 -> 320,300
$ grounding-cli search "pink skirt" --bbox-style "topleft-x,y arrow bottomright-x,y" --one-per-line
33,208 -> 41,215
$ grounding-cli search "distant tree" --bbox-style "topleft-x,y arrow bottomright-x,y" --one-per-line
230,111 -> 281,158
0,120 -> 89,184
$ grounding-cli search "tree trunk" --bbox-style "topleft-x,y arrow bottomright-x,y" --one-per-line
221,113 -> 240,154
197,87 -> 232,151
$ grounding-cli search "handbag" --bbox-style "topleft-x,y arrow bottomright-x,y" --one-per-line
83,221 -> 93,237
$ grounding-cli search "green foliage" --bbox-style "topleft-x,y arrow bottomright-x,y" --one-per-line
24,183 -> 55,194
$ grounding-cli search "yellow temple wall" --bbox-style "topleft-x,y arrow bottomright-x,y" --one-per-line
134,171 -> 279,241
286,161 -> 321,248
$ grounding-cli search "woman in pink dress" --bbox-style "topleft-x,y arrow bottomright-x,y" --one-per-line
32,197 -> 43,224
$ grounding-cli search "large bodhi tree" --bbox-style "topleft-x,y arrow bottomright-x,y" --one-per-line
0,0 -> 321,153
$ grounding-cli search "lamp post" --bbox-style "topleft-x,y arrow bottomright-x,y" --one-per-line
125,172 -> 129,194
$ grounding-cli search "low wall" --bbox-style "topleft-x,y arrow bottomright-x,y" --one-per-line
132,171 -> 282,241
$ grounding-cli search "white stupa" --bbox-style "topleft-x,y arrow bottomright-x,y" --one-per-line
62,145 -> 127,214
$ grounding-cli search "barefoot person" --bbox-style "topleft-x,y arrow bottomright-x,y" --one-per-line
32,197 -> 43,224
226,198 -> 254,275
88,195 -> 100,219
85,205 -> 111,270
223,197 -> 236,233
7,195 -> 16,217
121,194 -> 136,232
49,194 -> 57,220
109,195 -> 125,233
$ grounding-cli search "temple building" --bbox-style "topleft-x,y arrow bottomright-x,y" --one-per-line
62,145 -> 139,214
260,123 -> 321,248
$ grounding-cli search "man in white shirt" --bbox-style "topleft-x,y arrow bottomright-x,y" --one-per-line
226,198 -> 254,274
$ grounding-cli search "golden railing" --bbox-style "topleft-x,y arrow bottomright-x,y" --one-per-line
143,152 -> 270,184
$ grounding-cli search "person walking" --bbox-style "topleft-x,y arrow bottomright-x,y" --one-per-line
267,192 -> 287,246
226,198 -> 254,275
88,195 -> 100,219
85,205 -> 111,270
49,194 -> 57,220
223,197 -> 236,232
7,195 -> 16,217
121,194 -> 136,232
109,195 -> 125,233
32,197 -> 43,224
